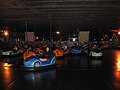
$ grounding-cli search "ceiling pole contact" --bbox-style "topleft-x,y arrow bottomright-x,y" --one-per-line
50,16 -> 52,41
68,29 -> 70,41
25,21 -> 28,42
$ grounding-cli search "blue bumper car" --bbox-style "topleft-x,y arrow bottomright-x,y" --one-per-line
71,47 -> 81,54
23,55 -> 56,70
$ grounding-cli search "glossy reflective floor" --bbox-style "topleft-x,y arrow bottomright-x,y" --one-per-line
0,49 -> 120,90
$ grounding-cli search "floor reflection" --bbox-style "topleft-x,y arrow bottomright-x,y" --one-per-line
89,59 -> 103,68
56,55 -> 103,70
0,56 -> 23,67
2,67 -> 13,87
24,70 -> 56,86
103,49 -> 120,90
114,50 -> 120,71
9,70 -> 56,90
112,50 -> 120,90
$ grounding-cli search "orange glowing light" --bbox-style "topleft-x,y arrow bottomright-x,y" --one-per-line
4,67 -> 9,70
4,63 -> 11,67
114,51 -> 120,71
4,63 -> 9,67
4,31 -> 8,36
118,32 -> 120,35
117,61 -> 120,70
56,31 -> 60,34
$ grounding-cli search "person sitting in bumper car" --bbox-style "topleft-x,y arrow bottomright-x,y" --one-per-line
39,46 -> 55,62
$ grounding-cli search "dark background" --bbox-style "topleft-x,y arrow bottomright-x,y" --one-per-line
0,0 -> 120,39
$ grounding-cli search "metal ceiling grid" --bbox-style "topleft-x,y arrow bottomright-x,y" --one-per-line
0,0 -> 119,32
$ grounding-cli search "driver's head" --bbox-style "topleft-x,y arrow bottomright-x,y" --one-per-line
46,46 -> 51,52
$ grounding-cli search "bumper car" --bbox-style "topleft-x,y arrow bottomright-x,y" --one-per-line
23,51 -> 36,60
53,48 -> 64,57
1,49 -> 19,57
63,49 -> 70,55
23,53 -> 56,70
62,45 -> 70,55
81,46 -> 88,54
88,49 -> 103,58
71,47 -> 81,54
19,48 -> 25,54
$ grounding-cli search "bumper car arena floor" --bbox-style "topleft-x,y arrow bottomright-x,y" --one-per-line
0,49 -> 120,90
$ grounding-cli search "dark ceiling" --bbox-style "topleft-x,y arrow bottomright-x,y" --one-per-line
0,0 -> 120,33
